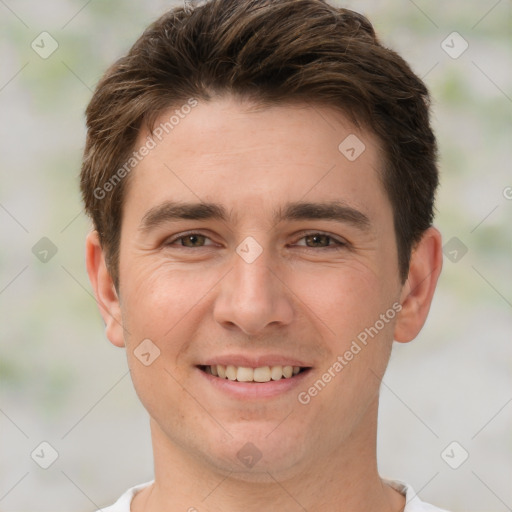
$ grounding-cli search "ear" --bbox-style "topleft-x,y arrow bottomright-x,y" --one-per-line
394,226 -> 443,343
85,230 -> 125,348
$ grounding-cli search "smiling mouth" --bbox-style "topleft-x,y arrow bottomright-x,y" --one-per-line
198,365 -> 311,383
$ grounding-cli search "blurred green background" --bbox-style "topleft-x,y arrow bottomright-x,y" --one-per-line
0,0 -> 511,510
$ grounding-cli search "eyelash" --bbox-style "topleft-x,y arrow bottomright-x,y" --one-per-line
164,231 -> 348,251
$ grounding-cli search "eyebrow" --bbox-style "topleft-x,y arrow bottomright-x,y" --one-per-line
139,200 -> 371,233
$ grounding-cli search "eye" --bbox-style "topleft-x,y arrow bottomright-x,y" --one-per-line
292,232 -> 348,250
165,232 -> 215,248
164,231 -> 348,250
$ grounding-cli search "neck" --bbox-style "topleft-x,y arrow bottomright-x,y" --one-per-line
132,397 -> 405,512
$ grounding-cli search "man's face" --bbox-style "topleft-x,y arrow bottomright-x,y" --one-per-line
112,96 -> 404,476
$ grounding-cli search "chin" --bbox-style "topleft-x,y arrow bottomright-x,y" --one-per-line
203,427 -> 308,480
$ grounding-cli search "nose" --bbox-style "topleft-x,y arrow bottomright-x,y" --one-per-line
213,244 -> 294,336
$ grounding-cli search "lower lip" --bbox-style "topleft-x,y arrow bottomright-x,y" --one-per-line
196,367 -> 312,399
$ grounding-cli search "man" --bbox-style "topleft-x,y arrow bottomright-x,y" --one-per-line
81,0 -> 447,510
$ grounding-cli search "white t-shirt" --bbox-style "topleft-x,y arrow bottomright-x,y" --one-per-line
95,478 -> 450,511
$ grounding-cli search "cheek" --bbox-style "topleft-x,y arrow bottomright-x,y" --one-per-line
121,254 -> 397,350
291,263 -> 391,342
120,260 -> 213,340
292,262 -> 399,400
119,267 -> 197,418
294,266 -> 397,423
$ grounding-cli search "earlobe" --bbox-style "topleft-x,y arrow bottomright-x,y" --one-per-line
394,227 -> 443,343
85,230 -> 125,348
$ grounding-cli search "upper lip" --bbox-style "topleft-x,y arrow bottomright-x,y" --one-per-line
199,354 -> 313,368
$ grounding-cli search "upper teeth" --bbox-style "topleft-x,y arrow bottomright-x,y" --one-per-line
205,365 -> 301,382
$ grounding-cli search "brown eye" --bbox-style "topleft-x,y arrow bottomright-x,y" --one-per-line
304,234 -> 331,248
179,234 -> 207,247
294,232 -> 347,250
165,232 -> 215,248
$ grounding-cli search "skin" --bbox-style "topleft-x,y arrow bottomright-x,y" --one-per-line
86,95 -> 442,511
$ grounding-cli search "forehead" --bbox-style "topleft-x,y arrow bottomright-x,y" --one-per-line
124,96 -> 390,225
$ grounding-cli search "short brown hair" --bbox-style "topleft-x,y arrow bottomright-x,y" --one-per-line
81,0 -> 438,290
